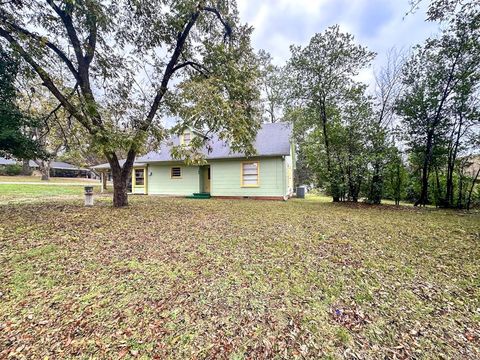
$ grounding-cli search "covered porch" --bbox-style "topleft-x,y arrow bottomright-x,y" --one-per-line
93,163 -> 148,195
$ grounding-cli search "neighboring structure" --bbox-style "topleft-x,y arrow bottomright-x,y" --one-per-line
28,160 -> 94,178
93,122 -> 295,200
0,157 -> 17,166
464,154 -> 480,180
0,157 -> 94,178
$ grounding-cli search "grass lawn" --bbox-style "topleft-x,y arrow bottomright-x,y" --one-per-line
0,184 -> 102,205
0,175 -> 100,183
0,191 -> 479,359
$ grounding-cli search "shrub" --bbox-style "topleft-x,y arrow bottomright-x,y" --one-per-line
0,164 -> 22,176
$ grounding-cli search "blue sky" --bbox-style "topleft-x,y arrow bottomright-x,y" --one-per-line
237,0 -> 440,86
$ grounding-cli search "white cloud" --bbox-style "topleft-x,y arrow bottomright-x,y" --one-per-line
237,0 -> 440,90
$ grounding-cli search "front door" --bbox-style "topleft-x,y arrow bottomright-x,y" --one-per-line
203,166 -> 211,193
132,167 -> 147,194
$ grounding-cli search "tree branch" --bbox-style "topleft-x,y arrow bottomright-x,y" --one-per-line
202,6 -> 232,41
141,10 -> 201,130
84,3 -> 97,66
172,60 -> 209,76
142,4 -> 232,133
0,27 -> 94,133
0,16 -> 80,82
46,0 -> 84,68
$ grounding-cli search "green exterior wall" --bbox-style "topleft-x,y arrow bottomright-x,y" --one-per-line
209,157 -> 286,197
148,164 -> 200,195
146,155 -> 294,198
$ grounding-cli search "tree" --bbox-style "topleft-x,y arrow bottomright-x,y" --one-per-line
384,148 -> 407,205
443,77 -> 479,206
0,46 -> 44,160
287,25 -> 375,201
257,50 -> 285,123
0,0 -> 260,206
14,77 -> 87,180
283,107 -> 314,187
367,48 -> 406,204
409,0 -> 479,22
466,162 -> 480,210
337,86 -> 374,202
397,13 -> 480,206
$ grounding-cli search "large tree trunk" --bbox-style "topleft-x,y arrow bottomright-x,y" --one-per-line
36,160 -> 51,181
434,166 -> 441,207
415,130 -> 434,207
369,162 -> 383,204
394,161 -> 401,206
319,100 -> 339,202
107,150 -> 136,207
445,114 -> 463,207
112,171 -> 129,207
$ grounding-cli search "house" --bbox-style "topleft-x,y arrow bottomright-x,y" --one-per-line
28,160 -> 94,178
0,157 -> 17,166
93,122 -> 295,200
463,154 -> 480,182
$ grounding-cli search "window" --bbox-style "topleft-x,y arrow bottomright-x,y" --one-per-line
182,131 -> 191,145
171,167 -> 182,178
241,161 -> 259,187
135,169 -> 144,186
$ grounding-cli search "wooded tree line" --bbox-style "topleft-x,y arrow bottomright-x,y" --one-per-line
257,1 -> 479,209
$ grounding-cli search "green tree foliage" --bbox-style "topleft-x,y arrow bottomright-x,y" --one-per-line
257,50 -> 285,123
18,79 -> 101,180
384,149 -> 408,205
409,0 -> 479,21
366,48 -> 406,204
287,25 -> 376,201
0,47 -> 44,160
0,0 -> 260,206
397,12 -> 480,206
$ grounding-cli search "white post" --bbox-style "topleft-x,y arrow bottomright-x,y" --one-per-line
84,186 -> 94,206
100,172 -> 105,193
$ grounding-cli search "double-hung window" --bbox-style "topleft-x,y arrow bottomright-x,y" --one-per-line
241,161 -> 259,187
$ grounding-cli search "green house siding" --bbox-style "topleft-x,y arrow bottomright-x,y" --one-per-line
148,164 -> 200,195
146,155 -> 291,198
210,157 -> 286,197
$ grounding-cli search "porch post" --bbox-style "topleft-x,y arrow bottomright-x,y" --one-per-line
101,171 -> 107,193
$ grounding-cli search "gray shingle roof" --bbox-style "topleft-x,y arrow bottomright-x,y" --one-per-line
28,160 -> 87,170
92,122 -> 292,169
0,157 -> 86,170
0,157 -> 17,166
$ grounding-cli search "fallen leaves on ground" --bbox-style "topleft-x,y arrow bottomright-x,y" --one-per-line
0,194 -> 479,359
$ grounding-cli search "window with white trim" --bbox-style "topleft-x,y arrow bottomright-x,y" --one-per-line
171,167 -> 182,178
242,161 -> 259,186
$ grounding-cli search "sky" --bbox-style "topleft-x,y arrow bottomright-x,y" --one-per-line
236,0 -> 440,88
